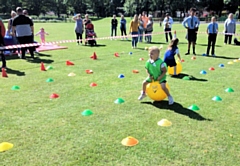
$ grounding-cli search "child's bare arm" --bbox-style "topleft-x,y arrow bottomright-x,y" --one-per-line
146,69 -> 153,80
177,53 -> 181,61
157,66 -> 167,81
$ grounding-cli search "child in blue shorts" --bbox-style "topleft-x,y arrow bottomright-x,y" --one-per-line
138,46 -> 174,105
163,38 -> 182,75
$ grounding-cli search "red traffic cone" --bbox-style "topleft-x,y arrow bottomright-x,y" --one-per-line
90,82 -> 97,87
50,93 -> 59,99
66,60 -> 74,66
90,52 -> 97,60
2,68 -> 8,77
41,62 -> 46,71
114,52 -> 119,57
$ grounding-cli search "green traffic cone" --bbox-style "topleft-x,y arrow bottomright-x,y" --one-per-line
46,66 -> 53,70
81,109 -> 93,116
225,88 -> 234,92
114,98 -> 125,104
46,78 -> 54,82
212,96 -> 222,101
182,76 -> 190,80
188,104 -> 200,111
11,85 -> 20,90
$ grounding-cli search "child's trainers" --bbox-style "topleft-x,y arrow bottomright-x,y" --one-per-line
138,93 -> 146,100
168,96 -> 174,105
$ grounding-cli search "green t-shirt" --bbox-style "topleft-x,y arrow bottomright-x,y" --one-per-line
145,58 -> 167,82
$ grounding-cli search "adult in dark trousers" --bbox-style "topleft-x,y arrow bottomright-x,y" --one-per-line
224,13 -> 236,45
23,9 -> 38,53
182,8 -> 200,55
120,14 -> 127,40
12,7 -> 35,59
163,13 -> 173,43
0,19 -> 6,68
72,14 -> 84,45
111,15 -> 118,40
205,17 -> 218,56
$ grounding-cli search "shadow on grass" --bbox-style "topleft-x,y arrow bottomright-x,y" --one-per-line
3,68 -> 25,76
197,44 -> 222,47
202,55 -> 238,60
84,44 -> 106,47
170,73 -> 208,82
36,53 -> 52,57
141,101 -> 211,121
26,57 -> 54,64
148,41 -> 167,45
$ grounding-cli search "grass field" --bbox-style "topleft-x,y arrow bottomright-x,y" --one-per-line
0,18 -> 240,166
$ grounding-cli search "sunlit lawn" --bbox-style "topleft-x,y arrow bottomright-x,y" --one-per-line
0,18 -> 240,166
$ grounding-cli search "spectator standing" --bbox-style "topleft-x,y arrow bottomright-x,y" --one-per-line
83,14 -> 91,42
111,15 -> 118,39
7,10 -> 20,54
12,7 -> 35,59
72,14 -> 84,45
205,17 -> 218,56
163,13 -> 174,43
129,14 -> 139,48
120,15 -> 127,40
146,15 -> 153,43
224,13 -> 236,45
138,14 -> 144,42
182,7 -> 200,55
0,19 -> 6,68
142,11 -> 149,42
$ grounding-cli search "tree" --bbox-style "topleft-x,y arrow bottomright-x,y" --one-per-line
124,0 -> 137,16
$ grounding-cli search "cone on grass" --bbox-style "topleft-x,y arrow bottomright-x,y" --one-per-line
68,72 -> 76,76
90,83 -> 97,87
86,70 -> 93,74
173,30 -> 177,38
41,62 -> 46,71
191,56 -> 196,60
132,70 -> 139,73
188,104 -> 200,111
66,60 -> 74,66
121,136 -> 139,146
209,67 -> 215,71
2,68 -> 8,77
81,109 -> 93,116
114,52 -> 119,57
0,142 -> 13,152
90,52 -> 97,60
50,93 -> 59,99
157,119 -> 172,127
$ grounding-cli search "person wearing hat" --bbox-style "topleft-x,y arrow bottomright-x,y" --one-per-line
163,13 -> 174,43
182,7 -> 200,56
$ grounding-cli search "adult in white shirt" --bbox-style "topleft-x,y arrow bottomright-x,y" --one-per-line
163,13 -> 173,43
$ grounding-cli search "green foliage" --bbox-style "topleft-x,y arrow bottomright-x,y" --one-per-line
0,0 -> 239,18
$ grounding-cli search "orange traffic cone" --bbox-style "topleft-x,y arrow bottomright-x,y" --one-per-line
41,62 -> 46,71
1,68 -> 8,77
90,52 -> 97,60
173,30 -> 177,38
121,136 -> 139,146
66,60 -> 74,66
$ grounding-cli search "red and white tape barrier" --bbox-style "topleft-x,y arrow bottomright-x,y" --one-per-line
1,30 -> 239,50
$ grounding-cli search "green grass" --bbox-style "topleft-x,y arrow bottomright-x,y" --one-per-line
1,18 -> 240,166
